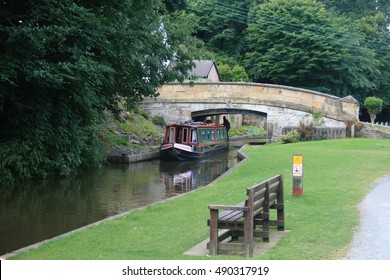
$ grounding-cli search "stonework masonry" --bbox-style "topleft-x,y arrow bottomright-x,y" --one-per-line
140,82 -> 359,140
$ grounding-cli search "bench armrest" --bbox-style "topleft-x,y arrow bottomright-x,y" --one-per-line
209,204 -> 249,212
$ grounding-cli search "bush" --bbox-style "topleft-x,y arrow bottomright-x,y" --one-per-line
152,116 -> 166,127
298,120 -> 315,141
231,65 -> 250,82
135,108 -> 150,120
281,129 -> 301,144
229,125 -> 266,137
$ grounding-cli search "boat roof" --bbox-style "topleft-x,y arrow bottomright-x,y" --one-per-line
166,121 -> 224,129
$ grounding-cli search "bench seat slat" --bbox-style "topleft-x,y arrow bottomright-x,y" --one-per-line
209,204 -> 249,212
219,210 -> 244,222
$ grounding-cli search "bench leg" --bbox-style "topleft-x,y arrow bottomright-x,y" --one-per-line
262,212 -> 270,242
277,175 -> 285,231
209,209 -> 219,255
277,204 -> 285,231
244,216 -> 254,257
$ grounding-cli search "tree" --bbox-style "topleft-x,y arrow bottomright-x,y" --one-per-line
319,1 -> 390,114
244,0 -> 380,99
364,96 -> 384,126
217,63 -> 250,82
231,65 -> 250,82
217,63 -> 232,82
318,0 -> 390,26
187,0 -> 259,60
355,13 -> 390,106
0,0 -> 194,184
163,0 -> 187,12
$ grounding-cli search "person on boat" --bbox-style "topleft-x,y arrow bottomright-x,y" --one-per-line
222,116 -> 230,139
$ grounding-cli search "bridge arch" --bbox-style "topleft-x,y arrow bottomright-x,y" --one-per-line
140,82 -> 359,140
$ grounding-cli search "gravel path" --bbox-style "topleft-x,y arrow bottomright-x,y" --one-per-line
344,176 -> 390,260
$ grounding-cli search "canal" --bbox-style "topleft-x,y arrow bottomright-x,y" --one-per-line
0,140 -> 251,256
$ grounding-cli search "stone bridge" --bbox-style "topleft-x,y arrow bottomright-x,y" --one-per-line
139,82 -> 359,140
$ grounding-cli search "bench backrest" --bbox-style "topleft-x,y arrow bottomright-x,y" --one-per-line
245,174 -> 283,217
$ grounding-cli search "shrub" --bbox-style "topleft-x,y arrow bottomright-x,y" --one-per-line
298,120 -> 314,141
152,116 -> 166,127
229,125 -> 266,137
135,108 -> 150,120
281,129 -> 301,144
231,65 -> 250,82
311,111 -> 325,126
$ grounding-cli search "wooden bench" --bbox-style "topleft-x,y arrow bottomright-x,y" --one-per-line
207,174 -> 285,257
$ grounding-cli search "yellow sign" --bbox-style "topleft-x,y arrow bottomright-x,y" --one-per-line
293,155 -> 303,165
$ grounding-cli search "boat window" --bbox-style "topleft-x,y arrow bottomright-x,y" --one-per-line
199,129 -> 206,143
182,128 -> 188,143
191,128 -> 197,143
221,129 -> 226,139
169,127 -> 175,142
176,128 -> 182,143
199,129 -> 214,143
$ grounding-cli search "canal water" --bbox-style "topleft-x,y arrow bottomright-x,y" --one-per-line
0,141 -> 249,256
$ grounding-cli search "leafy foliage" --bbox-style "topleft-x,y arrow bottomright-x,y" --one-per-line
244,0 -> 380,98
217,63 -> 232,82
0,0 -> 194,184
297,120 -> 315,141
280,129 -> 301,144
229,125 -> 266,137
318,0 -> 390,26
231,65 -> 250,82
187,0 -> 257,60
217,63 -> 250,82
281,120 -> 315,144
151,116 -> 166,127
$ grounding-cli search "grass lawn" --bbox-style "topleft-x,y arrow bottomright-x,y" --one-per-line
8,138 -> 390,260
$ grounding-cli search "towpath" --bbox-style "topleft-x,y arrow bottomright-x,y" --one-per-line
344,176 -> 390,260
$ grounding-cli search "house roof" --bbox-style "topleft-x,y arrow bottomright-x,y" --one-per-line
188,60 -> 216,78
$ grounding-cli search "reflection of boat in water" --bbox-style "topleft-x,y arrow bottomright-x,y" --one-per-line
159,155 -> 229,195
159,122 -> 229,161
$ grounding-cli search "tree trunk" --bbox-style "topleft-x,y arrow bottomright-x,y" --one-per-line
370,113 -> 376,127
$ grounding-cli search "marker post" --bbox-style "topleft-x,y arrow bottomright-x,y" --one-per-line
292,154 -> 303,196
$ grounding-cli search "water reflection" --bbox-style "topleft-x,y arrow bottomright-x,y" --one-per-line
0,145 -> 241,256
160,153 -> 229,196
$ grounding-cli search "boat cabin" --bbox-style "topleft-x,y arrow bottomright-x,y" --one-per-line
160,122 -> 229,161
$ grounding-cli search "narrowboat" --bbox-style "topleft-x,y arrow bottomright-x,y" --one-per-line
159,121 -> 229,161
